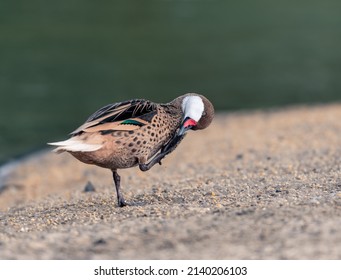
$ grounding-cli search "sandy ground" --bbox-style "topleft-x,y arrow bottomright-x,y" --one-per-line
0,104 -> 341,259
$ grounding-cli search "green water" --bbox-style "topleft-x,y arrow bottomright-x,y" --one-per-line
1,0 -> 341,164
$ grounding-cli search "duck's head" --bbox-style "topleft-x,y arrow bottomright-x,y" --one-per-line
177,93 -> 215,136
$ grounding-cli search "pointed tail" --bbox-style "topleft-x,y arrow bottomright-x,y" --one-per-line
48,139 -> 102,153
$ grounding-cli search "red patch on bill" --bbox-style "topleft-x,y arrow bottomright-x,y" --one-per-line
184,118 -> 197,128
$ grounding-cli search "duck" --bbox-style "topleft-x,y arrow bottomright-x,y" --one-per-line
48,93 -> 214,207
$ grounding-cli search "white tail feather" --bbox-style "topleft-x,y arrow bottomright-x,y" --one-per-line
48,139 -> 102,153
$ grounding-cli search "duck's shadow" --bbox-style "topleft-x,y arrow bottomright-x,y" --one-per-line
122,200 -> 149,207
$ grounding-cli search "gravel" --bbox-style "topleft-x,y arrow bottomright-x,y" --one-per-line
0,104 -> 341,259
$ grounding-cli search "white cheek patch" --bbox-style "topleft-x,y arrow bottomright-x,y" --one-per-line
182,96 -> 204,122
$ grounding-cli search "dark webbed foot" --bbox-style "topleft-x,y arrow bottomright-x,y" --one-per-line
139,134 -> 185,172
118,198 -> 128,207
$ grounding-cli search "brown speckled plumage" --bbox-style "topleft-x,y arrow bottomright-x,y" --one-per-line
49,93 -> 214,207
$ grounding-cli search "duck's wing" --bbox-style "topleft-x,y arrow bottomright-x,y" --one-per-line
71,99 -> 157,135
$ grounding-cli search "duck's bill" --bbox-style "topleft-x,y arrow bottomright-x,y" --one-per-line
177,117 -> 197,136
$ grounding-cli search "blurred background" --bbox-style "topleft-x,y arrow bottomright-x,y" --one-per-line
0,0 -> 340,164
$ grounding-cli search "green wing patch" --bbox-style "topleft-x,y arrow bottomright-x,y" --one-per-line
121,119 -> 145,126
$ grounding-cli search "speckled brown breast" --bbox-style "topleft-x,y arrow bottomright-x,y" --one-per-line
71,106 -> 182,170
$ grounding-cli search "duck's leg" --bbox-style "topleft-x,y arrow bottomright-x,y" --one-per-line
112,169 -> 127,207
139,152 -> 166,171
139,134 -> 185,171
160,134 -> 185,153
